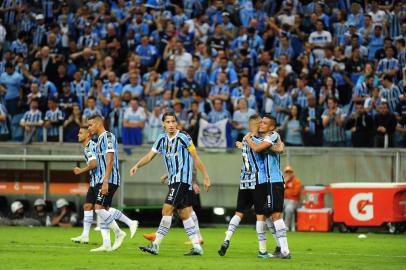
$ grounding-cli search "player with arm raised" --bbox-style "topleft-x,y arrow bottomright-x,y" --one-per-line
244,114 -> 291,259
87,115 -> 139,252
130,111 -> 211,256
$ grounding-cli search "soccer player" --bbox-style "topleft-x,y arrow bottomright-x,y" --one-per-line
244,114 -> 291,259
218,114 -> 281,258
87,115 -> 139,252
130,111 -> 211,256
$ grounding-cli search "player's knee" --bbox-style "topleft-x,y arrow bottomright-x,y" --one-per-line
178,208 -> 190,220
235,212 -> 244,219
94,204 -> 104,210
83,203 -> 93,211
272,212 -> 282,221
162,204 -> 174,216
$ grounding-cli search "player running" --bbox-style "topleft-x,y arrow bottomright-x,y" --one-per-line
130,111 -> 211,256
87,115 -> 139,252
218,114 -> 282,258
244,114 -> 291,259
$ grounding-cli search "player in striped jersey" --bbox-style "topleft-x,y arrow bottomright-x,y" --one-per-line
130,111 -> 211,256
245,115 -> 291,259
70,126 -> 100,243
218,114 -> 283,258
87,115 -> 139,252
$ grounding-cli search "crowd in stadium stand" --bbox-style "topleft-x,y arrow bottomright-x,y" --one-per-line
0,0 -> 405,148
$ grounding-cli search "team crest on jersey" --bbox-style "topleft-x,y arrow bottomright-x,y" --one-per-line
108,142 -> 113,149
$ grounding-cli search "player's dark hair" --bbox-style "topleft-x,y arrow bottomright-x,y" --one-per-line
87,114 -> 103,121
263,113 -> 277,126
87,96 -> 96,102
161,111 -> 178,122
80,124 -> 89,130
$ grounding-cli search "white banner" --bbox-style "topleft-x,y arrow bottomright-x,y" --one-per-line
197,118 -> 228,148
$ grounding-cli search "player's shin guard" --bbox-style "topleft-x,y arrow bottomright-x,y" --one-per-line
153,216 -> 172,245
191,211 -> 202,241
274,219 -> 290,254
95,208 -> 123,239
183,217 -> 200,250
82,210 -> 93,238
225,215 -> 241,241
256,221 -> 267,253
266,217 -> 280,247
109,207 -> 132,227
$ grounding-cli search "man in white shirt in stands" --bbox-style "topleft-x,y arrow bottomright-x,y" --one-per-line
308,19 -> 332,59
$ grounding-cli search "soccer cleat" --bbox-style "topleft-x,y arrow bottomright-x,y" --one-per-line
143,232 -> 157,242
257,251 -> 273,259
271,252 -> 291,259
272,246 -> 281,256
184,247 -> 203,256
129,220 -> 139,238
90,245 -> 112,252
111,231 -> 127,251
218,240 -> 230,256
71,235 -> 89,244
184,239 -> 204,245
139,243 -> 159,255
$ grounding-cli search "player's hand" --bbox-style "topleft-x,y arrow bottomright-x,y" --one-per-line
130,165 -> 138,176
244,132 -> 252,140
101,182 -> 109,195
73,167 -> 82,175
235,141 -> 243,149
203,175 -> 211,192
193,183 -> 201,194
160,174 -> 168,184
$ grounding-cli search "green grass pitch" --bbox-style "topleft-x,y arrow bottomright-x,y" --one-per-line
0,226 -> 405,270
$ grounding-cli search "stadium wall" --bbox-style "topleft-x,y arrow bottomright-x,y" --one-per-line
0,144 -> 405,208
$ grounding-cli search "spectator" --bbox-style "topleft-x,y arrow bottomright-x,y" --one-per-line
345,102 -> 375,147
10,201 -> 41,227
395,94 -> 406,147
109,96 -> 124,143
172,99 -> 188,130
185,101 -> 204,145
0,62 -> 23,116
20,99 -> 43,144
319,76 -> 339,109
308,19 -> 332,59
271,82 -> 292,129
58,81 -> 79,119
122,98 -> 146,146
377,46 -> 399,77
301,96 -> 323,146
144,104 -> 162,144
44,99 -> 64,142
144,70 -> 164,111
322,97 -> 346,147
281,104 -> 303,146
379,75 -> 402,113
208,98 -> 231,124
257,72 -> 278,114
63,104 -> 83,143
70,70 -> 91,110
0,103 -> 10,141
82,96 -> 102,122
283,166 -> 301,231
31,199 -> 51,226
172,40 -> 192,76
174,66 -> 200,98
365,87 -> 384,116
374,102 -> 398,148
51,198 -> 77,227
231,98 -> 256,142
122,72 -> 144,99
208,71 -> 230,106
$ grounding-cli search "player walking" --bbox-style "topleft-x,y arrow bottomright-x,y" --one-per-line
87,115 -> 139,252
130,111 -> 211,256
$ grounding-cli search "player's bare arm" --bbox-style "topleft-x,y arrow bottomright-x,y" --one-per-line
130,150 -> 158,176
244,133 -> 273,153
189,148 -> 211,192
101,152 -> 114,195
73,160 -> 97,175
